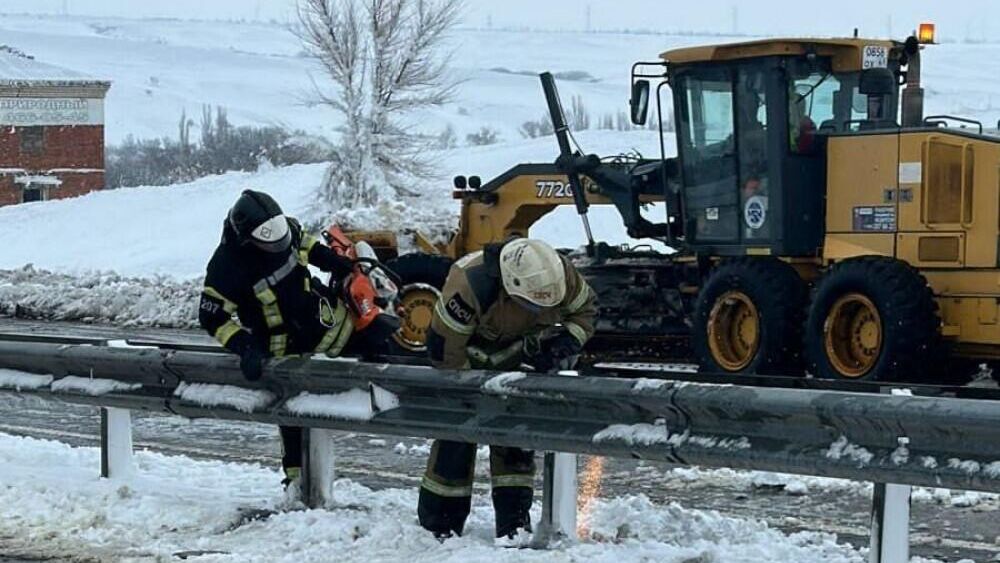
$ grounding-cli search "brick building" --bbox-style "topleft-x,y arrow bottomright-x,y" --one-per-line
0,47 -> 110,206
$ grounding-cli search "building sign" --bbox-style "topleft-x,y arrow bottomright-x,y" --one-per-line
0,97 -> 103,126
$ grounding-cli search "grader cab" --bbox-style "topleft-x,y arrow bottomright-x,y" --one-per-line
387,25 -> 1000,383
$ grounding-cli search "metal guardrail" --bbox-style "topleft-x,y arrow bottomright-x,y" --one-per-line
0,339 -> 999,560
0,340 -> 998,492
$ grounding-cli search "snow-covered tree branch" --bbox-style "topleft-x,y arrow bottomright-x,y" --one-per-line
297,0 -> 462,212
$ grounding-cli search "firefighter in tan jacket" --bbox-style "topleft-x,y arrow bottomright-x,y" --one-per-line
418,238 -> 596,539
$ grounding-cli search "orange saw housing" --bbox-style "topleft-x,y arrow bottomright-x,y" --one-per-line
323,225 -> 387,332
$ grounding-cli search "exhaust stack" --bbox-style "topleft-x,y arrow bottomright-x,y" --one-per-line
900,35 -> 926,128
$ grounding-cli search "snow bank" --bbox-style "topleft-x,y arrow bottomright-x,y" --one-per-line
0,432 -> 875,562
0,368 -> 53,391
285,385 -> 399,420
174,382 -> 275,413
49,375 -> 141,396
0,265 -> 200,327
583,495 -> 858,561
0,164 -> 332,279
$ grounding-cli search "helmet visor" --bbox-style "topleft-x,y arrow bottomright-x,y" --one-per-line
250,215 -> 292,253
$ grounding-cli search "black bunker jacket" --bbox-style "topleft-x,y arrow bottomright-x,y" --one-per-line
198,218 -> 355,358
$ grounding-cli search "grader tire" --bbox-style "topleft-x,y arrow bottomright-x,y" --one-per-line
804,256 -> 940,382
692,258 -> 807,375
384,253 -> 453,354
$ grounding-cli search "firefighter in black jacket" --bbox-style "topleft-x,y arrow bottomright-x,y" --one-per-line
418,238 -> 597,539
199,189 -> 355,486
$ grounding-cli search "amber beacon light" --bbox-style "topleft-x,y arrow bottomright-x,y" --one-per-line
918,22 -> 936,44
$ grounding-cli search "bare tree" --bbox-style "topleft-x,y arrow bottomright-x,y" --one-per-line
297,0 -> 462,211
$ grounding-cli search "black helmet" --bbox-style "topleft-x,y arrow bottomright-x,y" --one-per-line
228,190 -> 292,253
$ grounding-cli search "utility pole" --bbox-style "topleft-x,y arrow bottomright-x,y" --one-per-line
585,4 -> 592,33
61,0 -> 69,16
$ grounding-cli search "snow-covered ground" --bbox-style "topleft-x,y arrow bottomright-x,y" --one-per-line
0,432 -> 882,562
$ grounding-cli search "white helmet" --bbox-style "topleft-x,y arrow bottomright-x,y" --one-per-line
249,214 -> 291,253
500,239 -> 566,308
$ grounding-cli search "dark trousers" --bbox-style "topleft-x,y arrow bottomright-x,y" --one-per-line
418,439 -> 535,537
276,330 -> 383,480
280,426 -> 302,474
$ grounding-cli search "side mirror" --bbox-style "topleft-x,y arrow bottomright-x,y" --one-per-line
630,80 -> 650,126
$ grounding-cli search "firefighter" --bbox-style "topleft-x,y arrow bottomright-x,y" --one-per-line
198,189 -> 356,487
417,238 -> 597,539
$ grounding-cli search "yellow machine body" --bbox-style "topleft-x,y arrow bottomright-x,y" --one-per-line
446,168 -> 661,258
824,130 -> 1000,358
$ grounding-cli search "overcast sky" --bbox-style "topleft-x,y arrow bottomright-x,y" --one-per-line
3,0 -> 999,40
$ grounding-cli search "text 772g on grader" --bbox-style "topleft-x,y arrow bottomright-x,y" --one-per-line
386,24 -> 1000,384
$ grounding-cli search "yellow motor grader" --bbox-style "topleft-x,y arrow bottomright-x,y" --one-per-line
379,24 -> 1000,383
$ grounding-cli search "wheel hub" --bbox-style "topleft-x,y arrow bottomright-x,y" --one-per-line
393,283 -> 441,352
707,290 -> 760,372
824,293 -> 882,378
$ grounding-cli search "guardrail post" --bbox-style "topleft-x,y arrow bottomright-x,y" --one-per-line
100,407 -> 133,479
534,451 -> 578,545
869,482 -> 911,563
534,370 -> 579,546
300,428 -> 336,508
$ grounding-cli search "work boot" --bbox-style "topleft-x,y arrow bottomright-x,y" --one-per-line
496,513 -> 532,540
492,485 -> 534,538
418,486 -> 470,538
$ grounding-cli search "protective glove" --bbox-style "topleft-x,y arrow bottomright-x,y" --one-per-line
528,332 -> 583,373
239,346 -> 268,382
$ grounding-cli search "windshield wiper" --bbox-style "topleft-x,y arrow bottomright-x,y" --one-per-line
795,73 -> 831,104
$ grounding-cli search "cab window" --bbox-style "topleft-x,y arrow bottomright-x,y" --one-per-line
676,69 -> 738,242
788,71 -> 840,154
